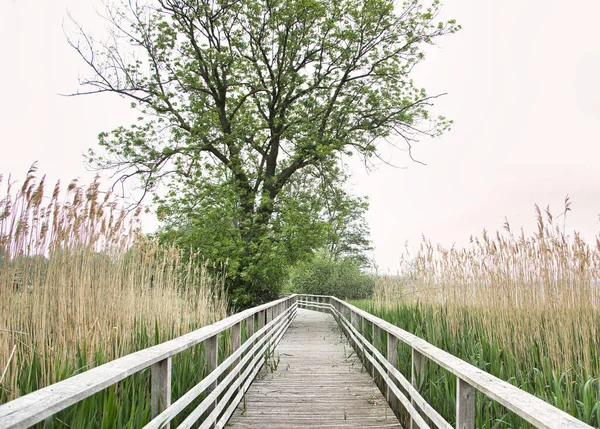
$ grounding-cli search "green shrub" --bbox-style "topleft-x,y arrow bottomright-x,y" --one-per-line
288,250 -> 373,299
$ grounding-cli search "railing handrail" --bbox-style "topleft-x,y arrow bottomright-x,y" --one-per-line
0,295 -> 298,429
297,295 -> 592,429
2,294 -> 592,429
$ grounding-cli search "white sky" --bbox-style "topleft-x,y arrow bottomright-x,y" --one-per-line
1,0 -> 600,271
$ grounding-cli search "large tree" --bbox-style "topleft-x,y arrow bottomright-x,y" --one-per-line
72,0 -> 459,305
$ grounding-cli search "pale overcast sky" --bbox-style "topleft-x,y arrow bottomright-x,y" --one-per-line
1,0 -> 599,271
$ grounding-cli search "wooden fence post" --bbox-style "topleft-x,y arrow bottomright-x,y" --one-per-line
151,357 -> 171,429
387,333 -> 400,418
351,311 -> 358,330
246,314 -> 255,344
206,333 -> 219,428
372,324 -> 380,379
231,322 -> 241,366
410,349 -> 425,429
456,378 -> 475,429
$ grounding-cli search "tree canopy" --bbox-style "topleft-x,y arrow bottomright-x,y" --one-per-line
72,0 -> 459,305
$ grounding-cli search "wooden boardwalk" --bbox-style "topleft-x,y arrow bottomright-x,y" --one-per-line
2,295 -> 592,429
227,308 -> 401,428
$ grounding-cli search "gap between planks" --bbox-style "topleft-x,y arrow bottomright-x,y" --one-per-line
226,308 -> 402,429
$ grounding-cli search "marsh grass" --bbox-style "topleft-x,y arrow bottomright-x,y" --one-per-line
362,200 -> 600,427
0,167 -> 228,426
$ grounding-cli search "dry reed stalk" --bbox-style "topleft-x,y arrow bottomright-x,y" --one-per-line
0,167 -> 227,401
373,199 -> 600,375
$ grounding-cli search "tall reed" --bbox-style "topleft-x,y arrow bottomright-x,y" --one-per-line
0,166 -> 227,407
367,199 -> 600,427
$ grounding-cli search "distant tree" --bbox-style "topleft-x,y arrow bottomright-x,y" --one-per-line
71,0 -> 459,305
288,249 -> 374,299
324,188 -> 372,267
157,162 -> 371,302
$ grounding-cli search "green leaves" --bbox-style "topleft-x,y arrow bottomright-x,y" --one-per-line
288,250 -> 373,299
75,0 -> 459,305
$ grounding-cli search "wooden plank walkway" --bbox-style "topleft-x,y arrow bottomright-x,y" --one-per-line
227,308 -> 402,428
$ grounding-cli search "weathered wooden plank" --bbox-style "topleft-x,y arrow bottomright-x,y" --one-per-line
208,316 -> 294,429
334,305 -> 453,429
205,333 -> 218,428
331,297 -> 593,429
257,310 -> 265,330
0,296 -> 296,429
151,357 -> 171,429
456,379 -> 475,429
226,309 -> 401,429
387,333 -> 400,418
179,313 -> 295,429
231,322 -> 241,367
411,349 -> 425,429
144,307 -> 296,429
335,309 -> 431,429
245,314 -> 255,346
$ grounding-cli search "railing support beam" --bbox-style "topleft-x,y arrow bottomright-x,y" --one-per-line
231,322 -> 241,364
372,323 -> 380,379
387,333 -> 400,417
151,357 -> 171,429
410,349 -> 425,429
246,314 -> 255,340
206,333 -> 219,428
457,379 -> 475,429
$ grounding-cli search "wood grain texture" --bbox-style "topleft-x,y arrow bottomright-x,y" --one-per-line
331,297 -> 593,429
0,296 -> 296,429
226,309 -> 401,429
150,357 -> 171,428
456,379 -> 475,429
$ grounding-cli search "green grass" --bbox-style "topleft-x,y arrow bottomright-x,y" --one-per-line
351,300 -> 600,428
6,319 -> 250,428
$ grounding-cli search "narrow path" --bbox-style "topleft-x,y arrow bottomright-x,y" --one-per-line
227,308 -> 402,428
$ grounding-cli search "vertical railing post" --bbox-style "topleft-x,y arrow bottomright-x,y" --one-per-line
387,333 -> 400,417
231,322 -> 241,366
230,321 -> 242,397
206,333 -> 219,427
258,310 -> 265,330
456,379 -> 475,429
151,357 -> 171,428
294,295 -> 298,316
410,349 -> 426,429
349,311 -> 357,355
266,306 -> 273,326
246,314 -> 255,342
372,323 -> 380,379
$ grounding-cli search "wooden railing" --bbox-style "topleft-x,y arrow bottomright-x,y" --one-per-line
0,295 -> 298,429
2,294 -> 593,429
296,294 -> 593,429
